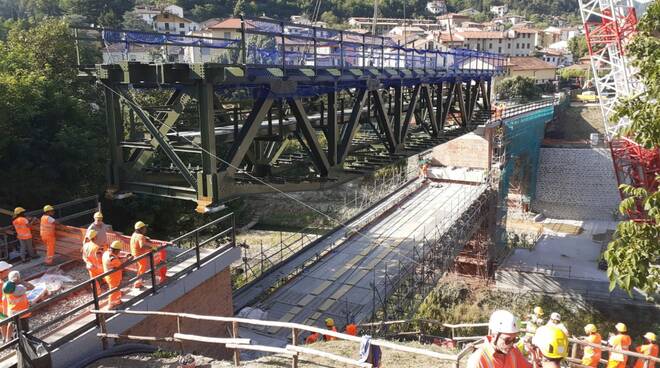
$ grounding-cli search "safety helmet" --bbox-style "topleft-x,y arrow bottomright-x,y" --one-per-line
615,323 -> 627,333
8,270 -> 21,283
584,324 -> 597,334
325,318 -> 334,327
13,207 -> 26,216
489,310 -> 519,334
93,211 -> 103,219
644,332 -> 656,342
550,312 -> 561,321
43,205 -> 55,212
88,229 -> 97,239
532,325 -> 568,360
534,306 -> 544,316
134,221 -> 147,230
110,240 -> 123,250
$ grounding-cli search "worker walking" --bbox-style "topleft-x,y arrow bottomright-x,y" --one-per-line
85,212 -> 110,249
82,230 -> 104,291
581,324 -> 602,367
324,318 -> 338,341
40,205 -> 58,265
634,332 -> 658,368
530,325 -> 569,368
607,323 -> 632,368
11,207 -> 37,262
546,313 -> 569,336
466,310 -> 531,368
102,241 -> 127,309
130,221 -> 151,289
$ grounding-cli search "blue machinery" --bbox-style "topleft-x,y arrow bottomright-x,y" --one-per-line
77,18 -> 506,211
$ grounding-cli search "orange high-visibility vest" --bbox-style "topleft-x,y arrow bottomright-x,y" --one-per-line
635,344 -> 659,368
468,337 -> 531,368
582,333 -> 602,367
130,233 -> 148,257
6,292 -> 31,319
323,326 -> 338,341
12,217 -> 32,240
82,240 -> 103,271
609,334 -> 632,363
102,250 -> 123,284
40,215 -> 55,239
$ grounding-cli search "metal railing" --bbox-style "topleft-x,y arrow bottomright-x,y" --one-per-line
0,213 -> 236,353
73,17 -> 506,76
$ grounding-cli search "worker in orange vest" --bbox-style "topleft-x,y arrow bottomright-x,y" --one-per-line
345,323 -> 358,336
82,229 -> 104,291
11,207 -> 37,262
305,332 -> 320,344
102,241 -> 127,309
85,211 -> 111,250
634,332 -> 658,368
607,323 -> 632,368
466,310 -> 531,368
40,205 -> 58,265
323,318 -> 338,341
581,324 -> 602,367
130,221 -> 151,289
0,261 -> 13,342
4,271 -> 34,336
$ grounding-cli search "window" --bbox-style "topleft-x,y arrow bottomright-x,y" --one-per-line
527,43 -> 530,48
164,13 -> 169,18
507,43 -> 511,49
498,46 -> 502,53
180,31 -> 185,35
489,43 -> 492,49
516,43 -> 519,48
498,39 -> 502,43
165,23 -> 170,30
224,32 -> 231,39
179,23 -> 185,28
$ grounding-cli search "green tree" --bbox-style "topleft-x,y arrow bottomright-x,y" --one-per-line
567,35 -> 588,61
319,10 -> 338,26
495,76 -> 542,102
604,0 -> 660,298
122,11 -> 152,31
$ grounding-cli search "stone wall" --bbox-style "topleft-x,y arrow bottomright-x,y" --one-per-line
532,148 -> 620,220
430,127 -> 492,170
123,268 -> 234,359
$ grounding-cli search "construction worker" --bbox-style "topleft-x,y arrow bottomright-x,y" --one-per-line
85,211 -> 110,249
607,323 -> 632,368
4,271 -> 34,336
634,332 -> 658,368
102,241 -> 127,309
305,331 -> 321,344
531,306 -> 544,324
581,324 -> 602,367
0,261 -> 13,342
82,229 -> 104,291
11,207 -> 37,262
546,312 -> 569,336
324,318 -> 338,341
466,310 -> 531,368
345,323 -> 358,336
530,325 -> 568,368
130,221 -> 150,289
520,306 -> 546,355
40,205 -> 58,265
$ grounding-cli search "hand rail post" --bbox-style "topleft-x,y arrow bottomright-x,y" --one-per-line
362,34 -> 367,71
339,31 -> 344,70
239,15 -> 247,66
195,231 -> 201,268
149,251 -> 158,294
313,27 -> 317,72
233,321 -> 241,366
92,280 -> 101,326
292,327 -> 299,368
281,21 -> 286,70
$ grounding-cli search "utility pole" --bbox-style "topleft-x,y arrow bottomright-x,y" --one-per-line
372,0 -> 379,35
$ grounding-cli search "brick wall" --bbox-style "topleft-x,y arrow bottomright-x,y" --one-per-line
123,268 -> 234,359
532,148 -> 620,220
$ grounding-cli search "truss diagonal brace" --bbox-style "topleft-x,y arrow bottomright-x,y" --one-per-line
289,98 -> 331,176
371,91 -> 397,153
421,85 -> 439,137
401,84 -> 421,141
118,89 -> 197,188
338,89 -> 368,163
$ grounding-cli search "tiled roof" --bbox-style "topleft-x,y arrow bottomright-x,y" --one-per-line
207,18 -> 256,30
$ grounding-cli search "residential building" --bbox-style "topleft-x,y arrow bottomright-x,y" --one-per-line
153,12 -> 199,35
459,22 -> 487,30
199,18 -> 221,30
132,4 -> 185,26
439,28 -> 539,56
490,5 -> 509,17
459,8 -> 480,16
437,13 -> 471,30
185,18 -> 255,63
538,48 -> 572,67
388,26 -> 426,38
505,56 -> 557,83
426,1 -> 447,15
348,17 -> 442,35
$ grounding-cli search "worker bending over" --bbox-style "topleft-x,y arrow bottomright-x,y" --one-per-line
130,221 -> 151,289
102,241 -> 129,309
85,212 -> 111,249
546,312 -> 569,336
11,207 -> 37,263
466,310 -> 531,368
634,332 -> 658,368
82,230 -> 104,291
581,324 -> 602,367
607,323 -> 632,368
3,271 -> 34,338
530,325 -> 568,368
40,205 -> 58,265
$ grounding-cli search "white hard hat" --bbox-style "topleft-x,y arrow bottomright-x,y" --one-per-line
0,261 -> 12,272
550,312 -> 561,321
8,270 -> 20,283
489,310 -> 519,334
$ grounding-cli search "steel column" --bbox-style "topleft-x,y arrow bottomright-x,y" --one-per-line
327,91 -> 339,166
104,86 -> 122,189
197,82 -> 219,202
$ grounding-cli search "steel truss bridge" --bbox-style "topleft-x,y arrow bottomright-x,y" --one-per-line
77,18 -> 505,211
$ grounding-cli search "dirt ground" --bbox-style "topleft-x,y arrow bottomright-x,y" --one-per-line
88,340 -> 458,368
545,105 -> 604,142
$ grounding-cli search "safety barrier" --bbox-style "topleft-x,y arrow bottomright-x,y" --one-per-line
0,213 -> 235,354
74,17 -> 506,76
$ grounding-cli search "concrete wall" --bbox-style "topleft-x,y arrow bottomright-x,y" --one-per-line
431,127 -> 492,170
533,148 -> 620,220
124,268 -> 234,359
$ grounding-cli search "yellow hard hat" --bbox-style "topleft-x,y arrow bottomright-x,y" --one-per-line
43,205 -> 55,212
13,207 -> 26,216
615,323 -> 627,333
644,332 -> 656,342
532,325 -> 568,360
110,240 -> 123,250
584,324 -> 597,334
325,318 -> 334,327
88,229 -> 97,239
534,306 -> 544,316
134,221 -> 147,230
93,211 -> 103,219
